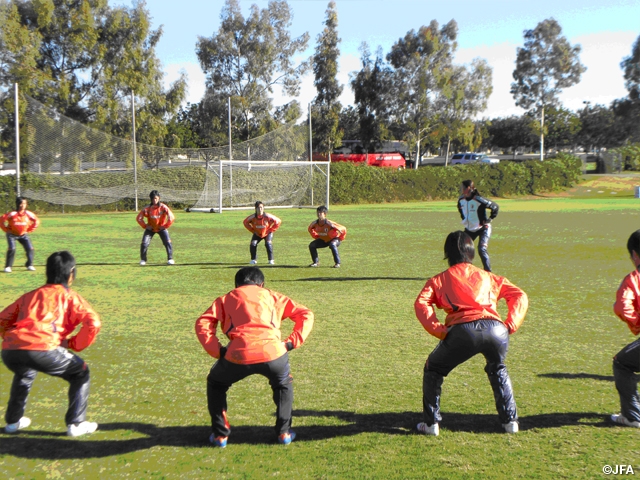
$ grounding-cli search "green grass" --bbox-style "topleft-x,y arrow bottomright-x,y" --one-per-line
1,199 -> 640,479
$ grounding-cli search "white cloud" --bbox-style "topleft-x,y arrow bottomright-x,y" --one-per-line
163,62 -> 206,105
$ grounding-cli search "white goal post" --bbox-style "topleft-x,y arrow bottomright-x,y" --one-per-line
188,159 -> 331,213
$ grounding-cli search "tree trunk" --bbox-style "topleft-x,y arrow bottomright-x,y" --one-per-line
445,138 -> 451,166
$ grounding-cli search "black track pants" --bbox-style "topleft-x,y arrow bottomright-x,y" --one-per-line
309,238 -> 341,264
207,353 -> 293,437
613,338 -> 640,422
422,319 -> 517,425
250,232 -> 274,261
465,226 -> 492,272
5,233 -> 34,268
140,229 -> 173,262
2,348 -> 91,425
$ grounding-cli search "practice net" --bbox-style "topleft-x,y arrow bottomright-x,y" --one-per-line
21,96 -> 329,210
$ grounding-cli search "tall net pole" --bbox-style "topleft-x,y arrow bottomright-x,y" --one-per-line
228,96 -> 233,208
309,103 -> 313,206
14,83 -> 20,197
131,91 -> 138,211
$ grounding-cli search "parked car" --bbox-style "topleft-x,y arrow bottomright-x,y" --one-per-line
450,153 -> 500,165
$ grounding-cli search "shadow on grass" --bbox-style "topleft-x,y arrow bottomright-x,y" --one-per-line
75,262 -> 241,267
538,373 -> 614,381
0,411 -> 610,459
288,277 -> 425,282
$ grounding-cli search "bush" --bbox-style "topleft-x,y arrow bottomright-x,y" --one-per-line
613,144 -> 640,171
330,154 -> 582,204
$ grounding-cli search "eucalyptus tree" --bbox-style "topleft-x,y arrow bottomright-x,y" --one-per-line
0,0 -> 186,154
438,59 -> 492,163
196,0 -> 309,142
511,18 -> 585,160
311,1 -> 343,157
621,33 -> 640,101
614,34 -> 640,144
386,20 -> 458,167
350,43 -> 394,152
486,115 -> 537,154
542,106 -> 581,151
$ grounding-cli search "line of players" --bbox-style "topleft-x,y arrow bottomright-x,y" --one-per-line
0,192 -> 348,271
1,181 -> 639,445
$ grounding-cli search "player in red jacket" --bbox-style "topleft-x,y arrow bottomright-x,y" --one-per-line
0,251 -> 101,436
611,229 -> 640,428
1,197 -> 40,273
243,201 -> 282,265
308,205 -> 346,268
136,190 -> 175,265
414,231 -> 528,436
195,266 -> 314,447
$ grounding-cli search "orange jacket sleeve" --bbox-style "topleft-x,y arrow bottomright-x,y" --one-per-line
162,204 -> 175,229
0,212 -> 10,233
195,298 -> 225,358
327,221 -> 346,240
0,297 -> 20,339
266,214 -> 282,235
614,274 -> 640,335
308,221 -> 319,239
65,293 -> 102,352
498,278 -> 529,334
277,294 -> 314,349
136,208 -> 148,229
414,279 -> 449,340
243,214 -> 255,233
26,211 -> 40,233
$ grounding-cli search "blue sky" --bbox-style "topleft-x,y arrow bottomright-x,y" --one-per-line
123,0 -> 640,118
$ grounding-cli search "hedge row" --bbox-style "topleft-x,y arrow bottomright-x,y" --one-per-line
329,153 -> 582,204
0,153 -> 582,212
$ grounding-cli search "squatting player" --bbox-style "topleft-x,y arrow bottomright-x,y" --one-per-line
414,231 -> 528,436
308,205 -> 346,268
457,180 -> 499,272
195,266 -> 314,447
243,201 -> 282,265
0,251 -> 101,436
611,229 -> 640,428
136,190 -> 175,265
1,197 -> 40,273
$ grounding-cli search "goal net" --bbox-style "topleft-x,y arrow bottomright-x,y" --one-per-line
20,96 -> 329,210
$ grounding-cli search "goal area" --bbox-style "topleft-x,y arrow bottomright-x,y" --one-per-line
19,96 -> 330,211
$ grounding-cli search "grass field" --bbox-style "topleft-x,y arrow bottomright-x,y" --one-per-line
1,195 -> 640,479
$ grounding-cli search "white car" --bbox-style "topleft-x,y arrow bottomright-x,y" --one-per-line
450,153 -> 500,165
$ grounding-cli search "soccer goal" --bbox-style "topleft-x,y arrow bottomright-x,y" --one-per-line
189,159 -> 330,213
19,95 -> 330,211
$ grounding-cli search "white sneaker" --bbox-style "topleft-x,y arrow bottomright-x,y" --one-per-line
503,421 -> 519,433
250,259 -> 257,265
167,259 -> 175,265
139,260 -> 146,266
4,267 -> 11,273
269,260 -> 275,265
27,266 -> 36,271
67,421 -> 98,437
333,263 -> 341,268
416,422 -> 439,436
308,263 -> 318,267
611,413 -> 640,428
4,416 -> 31,433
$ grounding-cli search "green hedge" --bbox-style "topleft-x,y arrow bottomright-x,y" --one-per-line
0,154 -> 582,212
329,153 -> 582,204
